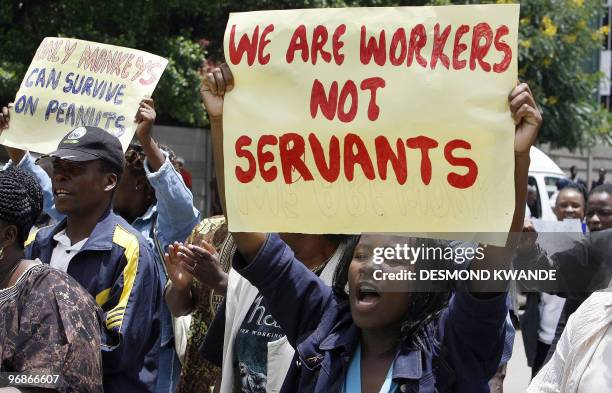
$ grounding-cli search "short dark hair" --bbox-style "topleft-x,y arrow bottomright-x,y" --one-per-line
125,144 -> 155,204
558,183 -> 587,206
590,183 -> 612,197
98,158 -> 122,179
123,143 -> 181,204
324,234 -> 352,245
0,167 -> 43,246
97,159 -> 122,198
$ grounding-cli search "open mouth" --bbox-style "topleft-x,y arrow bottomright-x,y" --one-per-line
54,188 -> 72,197
355,281 -> 381,312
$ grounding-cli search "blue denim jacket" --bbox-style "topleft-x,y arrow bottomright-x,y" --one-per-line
132,155 -> 200,393
137,154 -> 201,255
234,234 -> 508,393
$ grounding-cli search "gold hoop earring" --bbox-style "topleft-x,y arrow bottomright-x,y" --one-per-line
0,247 -> 4,261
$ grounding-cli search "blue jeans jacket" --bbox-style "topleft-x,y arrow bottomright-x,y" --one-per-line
134,154 -> 201,393
234,234 -> 508,393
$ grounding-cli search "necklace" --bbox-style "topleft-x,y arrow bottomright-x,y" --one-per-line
309,252 -> 335,273
0,260 -> 23,289
310,262 -> 326,273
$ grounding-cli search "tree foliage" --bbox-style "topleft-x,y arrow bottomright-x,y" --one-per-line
511,0 -> 610,148
1,0 -> 609,147
199,0 -> 610,148
0,0 -> 208,126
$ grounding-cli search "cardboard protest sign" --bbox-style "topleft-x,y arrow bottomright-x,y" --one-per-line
1,37 -> 168,153
223,5 -> 520,234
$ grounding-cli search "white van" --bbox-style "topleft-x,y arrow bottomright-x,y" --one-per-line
528,146 -> 566,221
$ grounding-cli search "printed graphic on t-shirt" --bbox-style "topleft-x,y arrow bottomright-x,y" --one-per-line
233,294 -> 285,393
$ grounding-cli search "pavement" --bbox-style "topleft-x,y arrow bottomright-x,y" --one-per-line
504,331 -> 532,393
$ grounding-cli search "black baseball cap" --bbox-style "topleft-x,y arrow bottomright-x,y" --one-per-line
37,126 -> 124,173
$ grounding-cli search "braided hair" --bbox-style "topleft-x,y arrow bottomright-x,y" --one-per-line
0,167 -> 43,246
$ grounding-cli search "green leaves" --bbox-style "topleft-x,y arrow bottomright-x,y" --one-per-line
1,0 -> 608,145
0,0 -> 208,126
195,0 -> 610,147
154,36 -> 206,126
514,0 -> 609,148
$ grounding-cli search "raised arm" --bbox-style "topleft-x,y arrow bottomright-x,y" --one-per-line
469,83 -> 542,293
134,99 -> 165,170
134,98 -> 200,247
179,233 -> 334,347
0,104 -> 64,223
509,83 -> 541,232
200,65 -> 266,262
438,83 -> 542,389
0,104 -> 25,163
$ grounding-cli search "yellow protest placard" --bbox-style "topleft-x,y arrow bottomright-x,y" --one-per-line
223,5 -> 520,234
1,37 -> 168,153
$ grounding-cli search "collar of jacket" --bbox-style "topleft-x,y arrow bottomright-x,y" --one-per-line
297,299 -> 426,380
134,204 -> 157,224
392,347 -> 424,380
295,300 -> 358,374
39,207 -> 117,252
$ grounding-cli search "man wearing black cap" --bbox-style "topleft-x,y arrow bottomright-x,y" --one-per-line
15,125 -> 162,393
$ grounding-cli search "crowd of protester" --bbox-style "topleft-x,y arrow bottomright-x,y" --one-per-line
0,57 -> 610,393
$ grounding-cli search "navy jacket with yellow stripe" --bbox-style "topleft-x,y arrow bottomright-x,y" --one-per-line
25,209 -> 161,393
